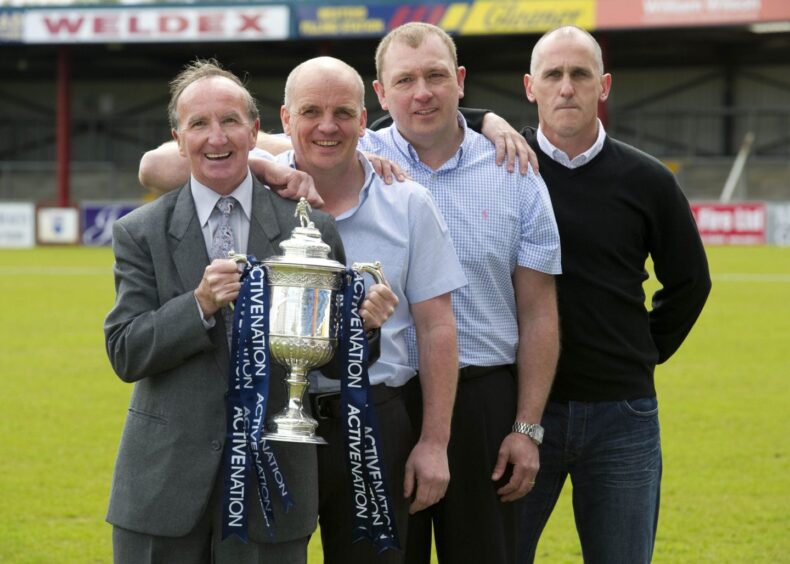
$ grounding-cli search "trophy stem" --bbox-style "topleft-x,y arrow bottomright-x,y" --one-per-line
263,368 -> 328,445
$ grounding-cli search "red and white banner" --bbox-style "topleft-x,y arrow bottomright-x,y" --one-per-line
691,202 -> 766,245
597,0 -> 790,29
23,5 -> 289,43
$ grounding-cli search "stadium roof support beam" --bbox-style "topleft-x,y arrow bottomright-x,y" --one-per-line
56,46 -> 71,207
723,47 -> 735,155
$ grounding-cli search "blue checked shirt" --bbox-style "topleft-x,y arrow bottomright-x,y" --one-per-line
359,115 -> 561,368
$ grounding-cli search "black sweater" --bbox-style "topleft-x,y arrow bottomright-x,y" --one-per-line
521,128 -> 711,401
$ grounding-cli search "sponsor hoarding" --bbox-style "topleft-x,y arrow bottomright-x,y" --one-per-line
22,5 -> 288,43
81,201 -> 139,246
691,202 -> 766,245
6,1 -> 790,42
296,1 -> 594,37
297,4 -> 449,37
0,202 -> 35,248
36,205 -> 80,244
767,202 -> 790,246
597,0 -> 790,29
458,0 -> 593,34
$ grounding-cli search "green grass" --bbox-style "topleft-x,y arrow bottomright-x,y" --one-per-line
0,246 -> 788,563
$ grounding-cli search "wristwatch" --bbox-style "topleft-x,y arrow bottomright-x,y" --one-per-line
512,422 -> 544,446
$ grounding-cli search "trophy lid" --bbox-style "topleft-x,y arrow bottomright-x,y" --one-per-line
264,198 -> 345,272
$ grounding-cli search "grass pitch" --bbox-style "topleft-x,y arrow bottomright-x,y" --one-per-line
0,245 -> 787,563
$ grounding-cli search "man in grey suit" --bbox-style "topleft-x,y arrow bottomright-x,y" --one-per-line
104,59 -> 393,563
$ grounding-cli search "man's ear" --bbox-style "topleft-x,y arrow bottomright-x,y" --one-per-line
524,74 -> 536,103
372,80 -> 388,111
359,107 -> 368,137
248,118 -> 260,151
171,129 -> 186,157
280,105 -> 291,135
600,73 -> 612,102
456,66 -> 466,100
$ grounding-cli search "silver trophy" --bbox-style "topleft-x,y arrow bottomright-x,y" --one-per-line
232,199 -> 383,445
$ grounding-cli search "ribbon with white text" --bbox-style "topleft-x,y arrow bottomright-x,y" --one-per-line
222,258 -> 294,541
338,269 -> 400,552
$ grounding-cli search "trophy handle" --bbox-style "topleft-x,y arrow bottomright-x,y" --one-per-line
352,261 -> 385,285
227,250 -> 248,264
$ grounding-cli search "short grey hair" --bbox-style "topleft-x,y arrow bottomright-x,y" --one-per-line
283,57 -> 365,110
167,58 -> 259,130
530,26 -> 604,76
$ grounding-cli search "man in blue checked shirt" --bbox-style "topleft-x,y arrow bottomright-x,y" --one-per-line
362,23 -> 562,564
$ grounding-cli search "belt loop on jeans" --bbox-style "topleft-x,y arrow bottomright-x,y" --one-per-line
458,364 -> 515,381
309,383 -> 404,420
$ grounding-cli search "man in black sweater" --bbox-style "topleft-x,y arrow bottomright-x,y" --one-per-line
511,26 -> 711,563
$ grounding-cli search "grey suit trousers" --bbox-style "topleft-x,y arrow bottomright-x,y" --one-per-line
112,444 -> 309,564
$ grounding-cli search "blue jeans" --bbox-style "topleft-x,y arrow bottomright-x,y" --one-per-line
518,398 -> 662,564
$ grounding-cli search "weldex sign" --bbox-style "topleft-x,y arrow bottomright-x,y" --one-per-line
22,5 -> 289,43
691,202 -> 766,245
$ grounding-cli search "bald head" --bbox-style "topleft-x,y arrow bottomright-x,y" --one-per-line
531,26 -> 604,76
284,57 -> 365,110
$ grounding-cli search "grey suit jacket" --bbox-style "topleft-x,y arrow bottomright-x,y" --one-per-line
104,178 -> 345,542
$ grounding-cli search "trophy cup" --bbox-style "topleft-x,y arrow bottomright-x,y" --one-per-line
233,199 -> 383,445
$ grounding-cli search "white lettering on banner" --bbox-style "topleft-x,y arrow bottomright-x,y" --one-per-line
262,441 -> 288,498
643,0 -> 760,16
252,393 -> 265,436
346,404 -> 368,519
705,0 -> 760,12
249,269 -> 267,382
735,208 -> 764,230
692,203 -> 766,245
227,406 -> 247,528
22,6 -> 289,44
364,428 -> 392,527
346,280 -> 366,388
697,207 -> 734,231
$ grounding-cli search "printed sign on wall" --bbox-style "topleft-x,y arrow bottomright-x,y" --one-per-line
82,202 -> 139,246
37,205 -> 80,244
23,5 -> 289,43
0,202 -> 35,248
691,202 -> 766,245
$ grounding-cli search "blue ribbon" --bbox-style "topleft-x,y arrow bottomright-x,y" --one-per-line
222,257 -> 294,541
338,269 -> 400,552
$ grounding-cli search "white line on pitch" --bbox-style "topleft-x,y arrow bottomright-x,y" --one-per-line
0,267 -> 110,276
712,273 -> 790,282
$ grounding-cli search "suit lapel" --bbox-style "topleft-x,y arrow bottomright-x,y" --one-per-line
169,184 -> 209,292
168,184 -> 232,372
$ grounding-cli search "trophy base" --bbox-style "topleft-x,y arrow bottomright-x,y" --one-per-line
262,431 -> 328,445
263,410 -> 328,445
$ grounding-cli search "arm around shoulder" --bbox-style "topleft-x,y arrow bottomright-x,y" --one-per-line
138,141 -> 189,194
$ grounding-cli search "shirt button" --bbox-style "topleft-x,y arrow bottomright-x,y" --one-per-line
211,440 -> 222,451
